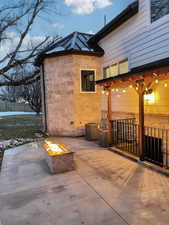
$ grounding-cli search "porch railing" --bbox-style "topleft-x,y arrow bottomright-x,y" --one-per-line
111,118 -> 169,168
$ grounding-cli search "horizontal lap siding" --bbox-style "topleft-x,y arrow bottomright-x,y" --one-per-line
99,0 -> 169,71
99,0 -> 150,69
130,15 -> 169,68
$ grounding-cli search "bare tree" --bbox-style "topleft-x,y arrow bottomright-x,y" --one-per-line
0,0 -> 59,86
0,67 -> 42,114
22,80 -> 42,114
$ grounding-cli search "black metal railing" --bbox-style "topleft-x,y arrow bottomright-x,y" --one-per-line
144,126 -> 169,167
112,118 -> 140,156
111,118 -> 169,168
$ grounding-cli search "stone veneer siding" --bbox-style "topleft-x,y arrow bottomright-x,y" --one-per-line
43,54 -> 102,136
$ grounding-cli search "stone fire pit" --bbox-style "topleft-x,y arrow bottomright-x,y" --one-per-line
43,140 -> 75,174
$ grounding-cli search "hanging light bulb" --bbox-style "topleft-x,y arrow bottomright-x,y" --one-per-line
155,79 -> 159,84
164,83 -> 168,88
122,89 -> 126,93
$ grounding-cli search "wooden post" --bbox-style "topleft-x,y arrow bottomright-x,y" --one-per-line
139,90 -> 145,160
107,87 -> 113,146
136,80 -> 145,161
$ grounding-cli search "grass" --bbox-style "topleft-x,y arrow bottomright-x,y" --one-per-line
0,115 -> 43,140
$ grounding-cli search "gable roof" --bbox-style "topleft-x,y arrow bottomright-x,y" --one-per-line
35,32 -> 104,66
88,1 -> 139,45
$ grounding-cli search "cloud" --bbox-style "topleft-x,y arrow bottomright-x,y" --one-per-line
88,30 -> 95,34
52,23 -> 64,29
64,0 -> 112,15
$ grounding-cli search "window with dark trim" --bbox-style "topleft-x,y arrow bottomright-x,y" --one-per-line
81,70 -> 95,92
151,0 -> 169,23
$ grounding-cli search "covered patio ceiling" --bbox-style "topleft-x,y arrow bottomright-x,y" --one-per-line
97,57 -> 169,162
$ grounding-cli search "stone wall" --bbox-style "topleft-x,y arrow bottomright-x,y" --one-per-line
43,55 -> 75,136
73,55 -> 102,134
43,54 -> 102,136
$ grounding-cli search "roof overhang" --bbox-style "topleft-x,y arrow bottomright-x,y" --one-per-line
35,49 -> 104,67
96,57 -> 169,87
88,1 -> 139,45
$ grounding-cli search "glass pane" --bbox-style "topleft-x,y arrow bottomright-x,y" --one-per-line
119,60 -> 129,74
103,67 -> 110,78
81,70 -> 95,92
109,64 -> 118,77
151,0 -> 169,22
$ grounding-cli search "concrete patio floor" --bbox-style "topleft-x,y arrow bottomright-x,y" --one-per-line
0,137 -> 169,225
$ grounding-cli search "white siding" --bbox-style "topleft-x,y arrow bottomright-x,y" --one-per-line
99,0 -> 169,72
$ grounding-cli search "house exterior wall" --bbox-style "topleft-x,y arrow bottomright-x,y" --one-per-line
98,0 -> 169,128
43,54 -> 101,136
73,55 -> 102,131
43,55 -> 76,136
99,0 -> 169,70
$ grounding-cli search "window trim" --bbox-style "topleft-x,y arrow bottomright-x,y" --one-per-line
80,69 -> 97,93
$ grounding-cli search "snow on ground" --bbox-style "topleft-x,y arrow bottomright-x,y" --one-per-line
0,112 -> 36,117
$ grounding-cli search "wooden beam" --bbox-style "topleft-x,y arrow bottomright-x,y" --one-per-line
107,87 -> 113,146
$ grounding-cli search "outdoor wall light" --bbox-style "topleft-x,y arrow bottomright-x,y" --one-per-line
144,92 -> 155,104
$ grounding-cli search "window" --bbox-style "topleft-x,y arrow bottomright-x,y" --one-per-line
103,59 -> 129,78
103,67 -> 110,78
119,60 -> 129,74
151,0 -> 169,22
81,70 -> 95,92
109,64 -> 118,77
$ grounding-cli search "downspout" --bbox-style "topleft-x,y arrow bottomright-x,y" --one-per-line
40,63 -> 48,133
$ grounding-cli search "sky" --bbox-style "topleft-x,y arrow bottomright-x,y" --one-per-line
32,0 -> 134,38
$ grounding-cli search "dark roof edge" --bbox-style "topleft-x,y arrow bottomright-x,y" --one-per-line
35,49 -> 104,66
88,1 -> 139,45
96,57 -> 169,85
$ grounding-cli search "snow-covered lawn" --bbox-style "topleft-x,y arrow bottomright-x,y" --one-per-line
0,111 -> 36,117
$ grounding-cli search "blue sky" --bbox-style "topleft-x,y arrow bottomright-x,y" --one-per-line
32,0 -> 134,38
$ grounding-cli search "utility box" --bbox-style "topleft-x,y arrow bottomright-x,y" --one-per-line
98,129 -> 109,147
85,123 -> 98,141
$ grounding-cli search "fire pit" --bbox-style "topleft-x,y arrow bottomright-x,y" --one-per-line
43,140 -> 75,174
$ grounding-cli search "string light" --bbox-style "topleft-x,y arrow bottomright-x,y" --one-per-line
129,85 -> 132,88
106,92 -> 109,96
122,89 -> 126,93
112,88 -> 115,92
136,87 -> 139,90
101,90 -> 105,94
164,83 -> 168,88
145,87 -> 148,91
155,79 -> 159,84
116,88 -> 119,92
